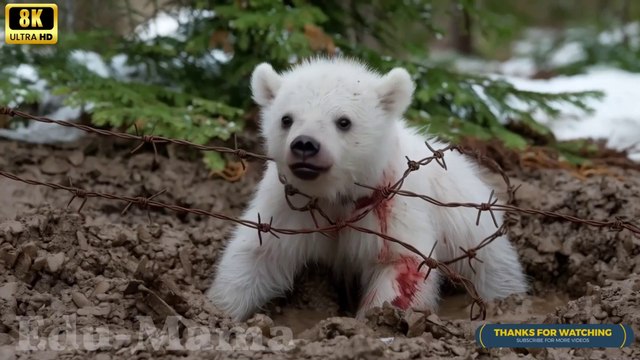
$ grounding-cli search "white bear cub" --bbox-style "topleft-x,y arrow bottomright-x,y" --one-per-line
207,57 -> 527,321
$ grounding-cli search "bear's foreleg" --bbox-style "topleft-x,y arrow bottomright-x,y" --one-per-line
207,221 -> 308,321
207,166 -> 326,321
356,255 -> 441,319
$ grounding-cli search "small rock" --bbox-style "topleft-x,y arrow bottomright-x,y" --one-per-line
537,235 -> 561,253
41,156 -> 70,175
14,252 -> 34,281
247,314 -> 275,338
0,333 -> 14,346
72,291 -> 93,308
426,313 -> 444,326
95,293 -> 122,302
592,305 -> 608,320
316,317 -> 375,340
20,242 -> 38,258
77,231 -> 89,250
563,310 -> 577,319
67,151 -> 85,166
609,316 -> 622,324
402,309 -> 427,337
46,252 -> 65,273
0,220 -> 24,235
77,304 -> 111,317
379,302 -> 402,327
28,293 -> 50,303
32,256 -> 46,271
0,246 -> 18,267
92,280 -> 111,296
445,343 -> 467,356
0,282 -> 18,300
137,225 -> 152,243
94,353 -> 111,360
179,247 -> 192,279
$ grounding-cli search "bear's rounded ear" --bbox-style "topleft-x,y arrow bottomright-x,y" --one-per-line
375,67 -> 415,117
251,63 -> 282,107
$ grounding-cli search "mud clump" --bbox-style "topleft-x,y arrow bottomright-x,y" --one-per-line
509,170 -> 640,298
0,138 -> 639,359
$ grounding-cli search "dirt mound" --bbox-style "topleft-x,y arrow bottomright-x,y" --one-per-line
0,137 -> 638,359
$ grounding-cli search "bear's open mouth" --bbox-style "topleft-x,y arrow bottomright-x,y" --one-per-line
289,163 -> 330,181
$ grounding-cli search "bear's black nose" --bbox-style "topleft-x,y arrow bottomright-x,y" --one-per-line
290,135 -> 320,159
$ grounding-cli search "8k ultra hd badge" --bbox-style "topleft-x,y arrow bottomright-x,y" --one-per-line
5,3 -> 58,45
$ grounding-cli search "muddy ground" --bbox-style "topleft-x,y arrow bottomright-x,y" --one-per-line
0,135 -> 638,359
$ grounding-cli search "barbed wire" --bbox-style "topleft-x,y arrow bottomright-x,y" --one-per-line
0,107 -> 271,163
2,106 -> 639,321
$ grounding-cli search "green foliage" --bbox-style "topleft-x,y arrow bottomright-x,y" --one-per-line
0,0 -> 608,168
0,72 -> 41,107
546,24 -> 640,75
0,33 -> 42,106
0,36 -> 244,169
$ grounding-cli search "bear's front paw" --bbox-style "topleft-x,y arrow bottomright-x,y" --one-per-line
206,279 -> 255,321
356,257 -> 441,320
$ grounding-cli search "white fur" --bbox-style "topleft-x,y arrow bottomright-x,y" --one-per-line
207,57 -> 527,321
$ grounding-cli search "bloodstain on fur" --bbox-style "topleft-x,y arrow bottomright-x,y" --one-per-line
352,170 -> 395,262
391,256 -> 423,309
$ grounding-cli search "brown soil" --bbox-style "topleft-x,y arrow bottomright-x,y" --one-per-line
0,136 -> 638,359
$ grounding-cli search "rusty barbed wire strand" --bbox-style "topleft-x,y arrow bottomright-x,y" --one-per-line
378,188 -> 640,236
0,167 -> 489,317
0,107 -> 271,162
3,107 -> 640,320
350,142 -> 640,270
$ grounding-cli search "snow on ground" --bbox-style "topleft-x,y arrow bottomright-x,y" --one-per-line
0,106 -> 83,144
454,23 -> 640,161
502,67 -> 640,161
0,53 -> 108,144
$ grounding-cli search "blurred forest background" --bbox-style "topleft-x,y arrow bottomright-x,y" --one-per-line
1,0 -> 639,170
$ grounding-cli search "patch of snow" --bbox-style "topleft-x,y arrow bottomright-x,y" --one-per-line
453,57 -> 501,74
110,54 -> 145,80
70,50 -> 110,78
211,49 -> 231,64
599,22 -> 639,47
453,23 -> 640,161
548,41 -> 585,67
4,64 -> 48,107
499,58 -> 536,78
501,67 -> 640,161
135,8 -> 215,41
0,106 -> 83,144
14,64 -> 39,83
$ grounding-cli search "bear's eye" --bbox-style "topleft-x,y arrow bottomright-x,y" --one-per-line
336,117 -> 352,131
281,115 -> 293,129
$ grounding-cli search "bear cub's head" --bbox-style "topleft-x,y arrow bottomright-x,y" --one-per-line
251,58 -> 415,201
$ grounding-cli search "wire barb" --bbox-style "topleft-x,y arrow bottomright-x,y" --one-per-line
66,178 -> 89,213
476,189 -> 499,227
121,189 -> 167,224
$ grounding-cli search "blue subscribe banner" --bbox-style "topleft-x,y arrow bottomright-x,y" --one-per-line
476,324 -> 635,348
